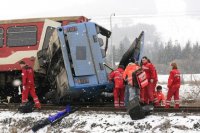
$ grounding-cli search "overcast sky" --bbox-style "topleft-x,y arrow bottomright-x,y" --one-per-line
1,0 -> 200,44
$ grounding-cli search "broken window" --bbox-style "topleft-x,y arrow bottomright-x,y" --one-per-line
43,26 -> 55,49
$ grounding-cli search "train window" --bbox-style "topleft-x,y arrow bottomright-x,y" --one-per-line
95,25 -> 100,34
99,63 -> 104,70
93,35 -> 98,43
101,49 -> 106,58
43,26 -> 55,49
7,26 -> 37,47
98,38 -> 104,47
76,46 -> 86,60
0,28 -> 3,47
68,22 -> 76,25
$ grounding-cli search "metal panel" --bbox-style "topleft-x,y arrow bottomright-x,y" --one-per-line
64,23 -> 95,76
85,22 -> 108,84
57,28 -> 75,87
119,31 -> 144,68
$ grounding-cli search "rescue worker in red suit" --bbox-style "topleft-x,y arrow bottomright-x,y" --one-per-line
109,65 -> 125,108
141,56 -> 158,105
147,59 -> 158,102
19,61 -> 41,109
165,62 -> 181,109
154,85 -> 165,106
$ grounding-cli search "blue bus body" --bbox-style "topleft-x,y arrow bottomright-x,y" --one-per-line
37,22 -> 112,102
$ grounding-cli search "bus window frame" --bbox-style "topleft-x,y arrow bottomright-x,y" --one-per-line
6,25 -> 38,47
42,26 -> 56,50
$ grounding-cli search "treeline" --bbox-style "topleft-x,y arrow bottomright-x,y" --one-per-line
106,39 -> 200,74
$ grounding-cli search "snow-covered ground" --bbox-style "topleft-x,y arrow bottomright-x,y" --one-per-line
158,74 -> 200,84
0,84 -> 199,133
158,74 -> 200,104
0,74 -> 200,133
158,84 -> 200,103
0,110 -> 200,133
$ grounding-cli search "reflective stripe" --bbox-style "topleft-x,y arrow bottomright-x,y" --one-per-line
114,76 -> 123,80
174,100 -> 180,104
114,71 -> 120,74
142,66 -> 149,70
138,72 -> 146,79
154,98 -> 158,103
174,74 -> 180,77
140,79 -> 148,88
120,103 -> 124,106
166,100 -> 170,105
33,98 -> 38,101
113,70 -> 123,80
22,99 -> 28,103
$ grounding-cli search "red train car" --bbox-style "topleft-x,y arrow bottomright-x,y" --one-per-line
0,16 -> 88,102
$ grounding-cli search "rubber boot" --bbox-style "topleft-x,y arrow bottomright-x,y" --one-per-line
165,104 -> 170,109
174,104 -> 179,109
35,103 -> 41,109
154,102 -> 160,107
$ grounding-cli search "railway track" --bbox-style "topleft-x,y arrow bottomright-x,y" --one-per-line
0,103 -> 200,113
154,106 -> 200,113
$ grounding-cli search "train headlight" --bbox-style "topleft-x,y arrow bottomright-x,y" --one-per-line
13,79 -> 22,87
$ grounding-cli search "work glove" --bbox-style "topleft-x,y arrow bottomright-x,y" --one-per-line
23,86 -> 26,90
150,79 -> 154,83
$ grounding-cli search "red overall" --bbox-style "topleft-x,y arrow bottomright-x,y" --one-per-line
21,66 -> 41,109
109,68 -> 125,108
154,91 -> 165,106
165,69 -> 181,108
142,62 -> 158,104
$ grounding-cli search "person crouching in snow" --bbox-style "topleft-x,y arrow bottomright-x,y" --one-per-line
154,85 -> 165,106
109,65 -> 125,108
165,62 -> 181,109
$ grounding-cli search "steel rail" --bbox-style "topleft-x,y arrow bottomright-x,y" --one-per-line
0,103 -> 199,113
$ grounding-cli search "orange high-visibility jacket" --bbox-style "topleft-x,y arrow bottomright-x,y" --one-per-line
123,63 -> 140,86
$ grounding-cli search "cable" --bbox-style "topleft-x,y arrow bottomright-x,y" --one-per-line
90,12 -> 200,19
